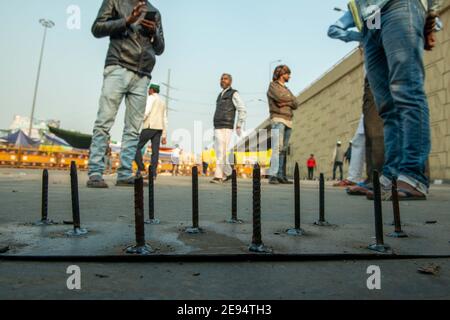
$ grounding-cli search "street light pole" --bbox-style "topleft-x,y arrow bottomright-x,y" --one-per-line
28,19 -> 55,137
269,59 -> 282,81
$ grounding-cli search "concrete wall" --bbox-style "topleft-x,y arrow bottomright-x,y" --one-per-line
287,0 -> 450,181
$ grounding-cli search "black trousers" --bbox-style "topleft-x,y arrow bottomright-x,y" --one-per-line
202,162 -> 209,175
333,161 -> 343,181
308,167 -> 314,180
135,129 -> 162,177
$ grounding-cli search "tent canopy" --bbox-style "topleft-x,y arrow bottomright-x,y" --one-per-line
48,126 -> 92,150
43,132 -> 70,147
1,130 -> 40,148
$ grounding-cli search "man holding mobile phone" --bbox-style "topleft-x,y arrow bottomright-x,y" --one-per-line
87,0 -> 165,188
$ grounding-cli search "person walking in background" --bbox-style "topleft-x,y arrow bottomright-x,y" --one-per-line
211,74 -> 247,184
335,116 -> 366,187
307,154 -> 317,180
201,147 -> 210,176
267,65 -> 299,185
135,83 -> 168,179
87,0 -> 165,188
171,145 -> 181,176
332,141 -> 345,181
344,141 -> 352,165
356,0 -> 443,200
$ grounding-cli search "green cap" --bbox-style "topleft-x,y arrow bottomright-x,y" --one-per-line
149,83 -> 160,92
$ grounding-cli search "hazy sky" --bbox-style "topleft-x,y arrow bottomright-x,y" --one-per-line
0,0 -> 357,149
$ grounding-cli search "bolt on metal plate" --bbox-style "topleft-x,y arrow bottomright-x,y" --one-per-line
34,219 -> 56,226
249,243 -> 273,254
227,218 -> 244,224
368,243 -> 391,254
66,227 -> 88,237
145,219 -> 161,225
126,244 -> 154,255
185,227 -> 203,234
286,228 -> 305,236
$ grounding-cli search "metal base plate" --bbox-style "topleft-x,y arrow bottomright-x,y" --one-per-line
125,244 -> 154,255
145,219 -> 161,225
227,219 -> 244,224
388,231 -> 408,238
185,227 -> 203,234
368,243 -> 391,253
249,243 -> 273,254
286,228 -> 305,236
314,221 -> 332,227
34,219 -> 56,226
66,228 -> 88,237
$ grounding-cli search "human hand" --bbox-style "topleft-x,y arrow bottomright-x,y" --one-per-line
424,13 -> 438,51
140,19 -> 157,34
126,1 -> 146,26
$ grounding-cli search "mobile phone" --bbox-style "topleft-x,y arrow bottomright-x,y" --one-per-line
145,11 -> 157,21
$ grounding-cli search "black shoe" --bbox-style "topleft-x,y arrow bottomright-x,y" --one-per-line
223,175 -> 233,183
87,176 -> 109,189
278,177 -> 293,185
210,178 -> 223,184
269,177 -> 280,185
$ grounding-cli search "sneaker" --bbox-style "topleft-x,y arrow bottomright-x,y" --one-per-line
333,179 -> 356,187
87,176 -> 109,189
278,177 -> 293,185
135,171 -> 149,180
210,178 -> 223,184
269,176 -> 280,185
116,177 -> 148,187
347,184 -> 370,196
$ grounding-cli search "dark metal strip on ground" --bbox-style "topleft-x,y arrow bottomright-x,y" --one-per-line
1,253 -> 449,263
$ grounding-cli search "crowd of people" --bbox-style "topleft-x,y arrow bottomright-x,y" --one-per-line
85,0 -> 443,203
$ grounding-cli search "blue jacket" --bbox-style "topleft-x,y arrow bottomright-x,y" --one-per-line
328,10 -> 362,43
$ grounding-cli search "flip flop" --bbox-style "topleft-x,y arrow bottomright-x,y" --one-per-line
397,188 -> 427,201
346,185 -> 369,196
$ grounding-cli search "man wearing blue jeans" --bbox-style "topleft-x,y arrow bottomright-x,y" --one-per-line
87,1 -> 165,188
357,0 -> 442,200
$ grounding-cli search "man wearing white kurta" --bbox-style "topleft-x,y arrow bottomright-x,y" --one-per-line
135,83 -> 168,178
211,74 -> 247,184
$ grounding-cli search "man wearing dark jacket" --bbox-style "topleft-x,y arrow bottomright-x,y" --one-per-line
267,65 -> 299,185
211,74 -> 247,184
87,0 -> 165,188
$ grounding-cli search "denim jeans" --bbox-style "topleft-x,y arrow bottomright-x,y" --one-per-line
88,65 -> 150,181
361,0 -> 430,192
269,122 -> 292,179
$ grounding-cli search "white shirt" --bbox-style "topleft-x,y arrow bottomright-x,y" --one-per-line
356,114 -> 365,135
172,147 -> 181,158
143,93 -> 169,138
